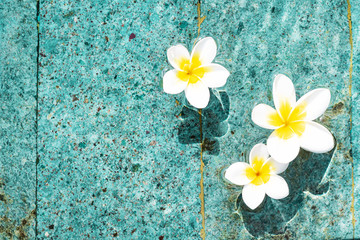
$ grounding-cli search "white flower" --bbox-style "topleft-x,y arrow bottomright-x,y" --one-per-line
251,74 -> 335,163
163,37 -> 230,109
225,143 -> 289,210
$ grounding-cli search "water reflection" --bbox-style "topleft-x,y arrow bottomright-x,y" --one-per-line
178,90 -> 229,157
237,147 -> 335,237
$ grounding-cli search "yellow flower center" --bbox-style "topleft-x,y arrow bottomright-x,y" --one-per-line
268,100 -> 307,140
245,157 -> 272,186
176,54 -> 207,84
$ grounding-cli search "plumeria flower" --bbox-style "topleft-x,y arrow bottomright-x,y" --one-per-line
163,37 -> 230,109
251,74 -> 334,163
225,143 -> 289,210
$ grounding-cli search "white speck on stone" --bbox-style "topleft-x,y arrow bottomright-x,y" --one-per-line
328,67 -> 337,76
356,33 -> 360,48
262,12 -> 271,30
239,0 -> 247,8
332,33 -> 340,50
74,17 -> 78,23
45,232 -> 49,237
150,199 -> 156,206
164,207 -> 172,214
252,3 -> 259,10
234,43 -> 242,52
88,133 -> 99,143
290,25 -> 300,42
282,11 -> 288,23
47,112 -> 53,120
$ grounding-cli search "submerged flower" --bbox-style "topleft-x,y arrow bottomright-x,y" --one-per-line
163,37 -> 230,108
251,74 -> 334,163
225,143 -> 289,210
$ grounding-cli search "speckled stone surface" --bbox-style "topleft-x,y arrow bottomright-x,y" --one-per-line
37,0 -> 202,239
351,0 -> 360,238
201,0 -> 356,239
1,0 -> 359,239
0,0 -> 37,239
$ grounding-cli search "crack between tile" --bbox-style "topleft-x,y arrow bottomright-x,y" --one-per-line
198,109 -> 205,240
194,0 -> 206,239
35,0 -> 40,239
194,0 -> 206,47
346,0 -> 355,239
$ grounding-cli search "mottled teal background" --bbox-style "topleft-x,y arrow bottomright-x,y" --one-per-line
0,0 -> 359,239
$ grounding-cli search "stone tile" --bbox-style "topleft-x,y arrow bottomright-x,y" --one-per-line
0,0 -> 38,239
200,0 -> 356,239
37,0 -> 202,239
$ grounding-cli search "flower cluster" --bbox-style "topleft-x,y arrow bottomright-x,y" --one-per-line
163,37 -> 334,210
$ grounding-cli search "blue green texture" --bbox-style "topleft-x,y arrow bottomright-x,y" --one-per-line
351,0 -> 360,238
0,0 -> 37,239
0,0 -> 359,239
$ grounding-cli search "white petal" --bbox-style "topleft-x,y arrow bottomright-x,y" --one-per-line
273,74 -> 296,111
163,70 -> 188,94
225,162 -> 252,186
251,104 -> 282,129
167,44 -> 190,70
200,64 -> 230,88
191,37 -> 217,65
185,80 -> 210,109
299,121 -> 334,153
249,143 -> 269,165
296,88 -> 331,121
265,157 -> 289,174
267,131 -> 300,163
242,184 -> 266,210
264,175 -> 289,199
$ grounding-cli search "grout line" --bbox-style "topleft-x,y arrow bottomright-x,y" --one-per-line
199,109 -> 206,240
35,0 -> 40,238
194,0 -> 206,47
346,0 -> 355,239
195,1 -> 206,239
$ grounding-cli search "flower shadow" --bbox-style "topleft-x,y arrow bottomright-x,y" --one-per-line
178,90 -> 229,157
237,147 -> 335,237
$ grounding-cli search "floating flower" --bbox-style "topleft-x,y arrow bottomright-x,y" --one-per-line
163,37 -> 230,109
225,143 -> 289,210
251,74 -> 334,163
